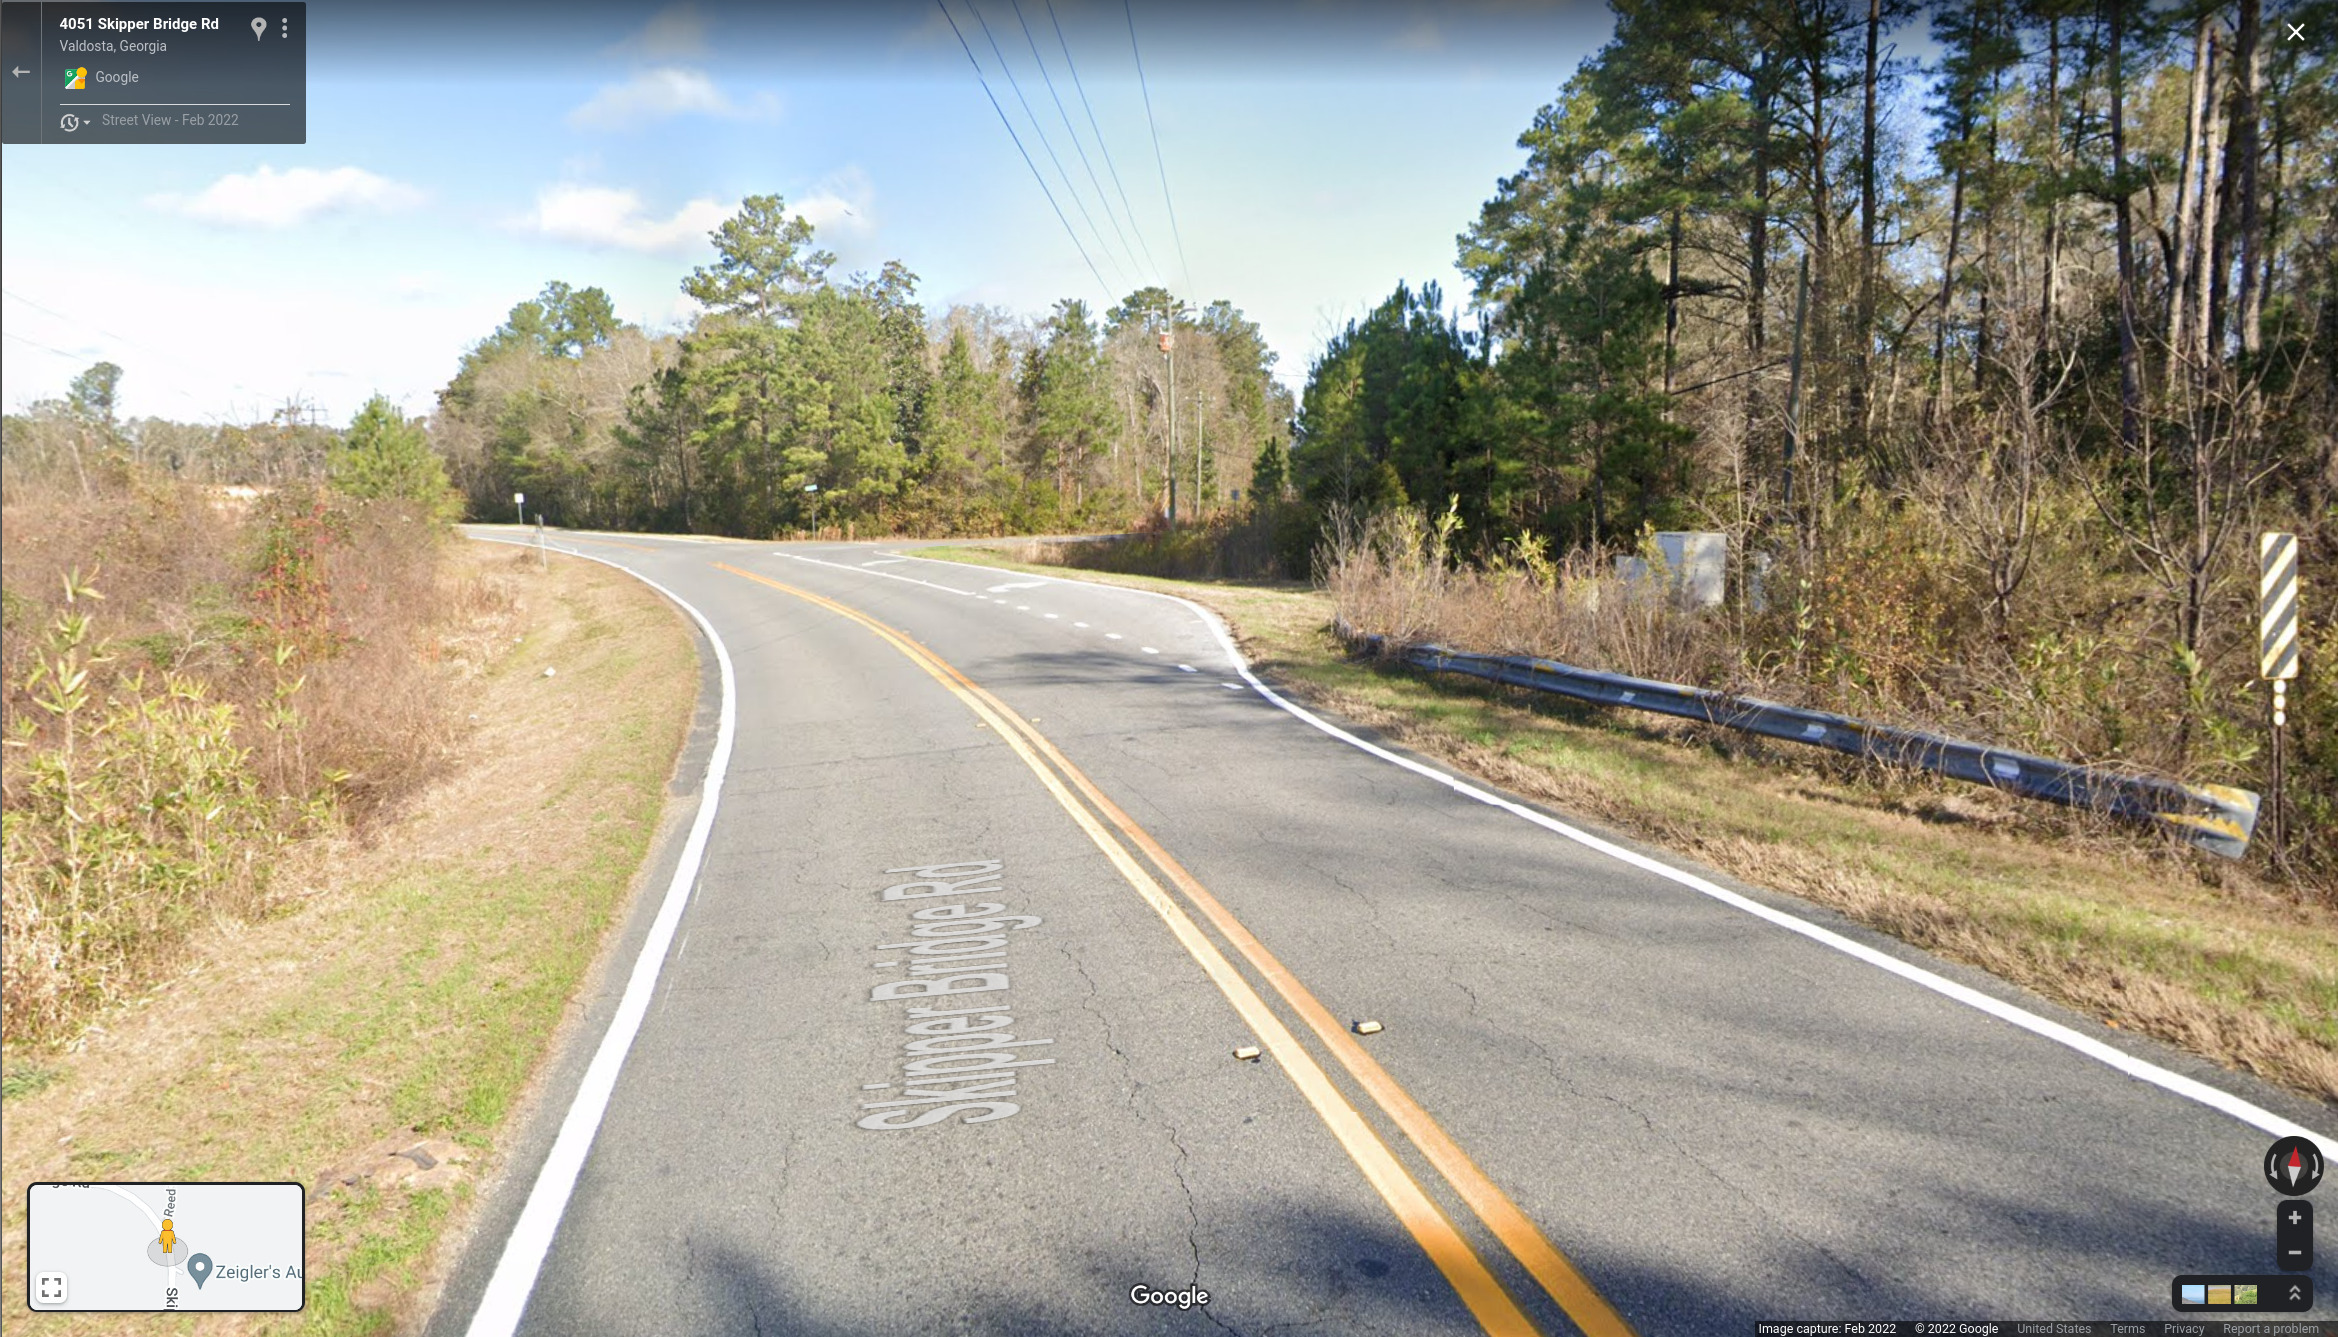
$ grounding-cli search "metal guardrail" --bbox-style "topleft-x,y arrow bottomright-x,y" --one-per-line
1344,628 -> 2261,859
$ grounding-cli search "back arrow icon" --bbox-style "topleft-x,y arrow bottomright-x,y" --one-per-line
10,67 -> 28,77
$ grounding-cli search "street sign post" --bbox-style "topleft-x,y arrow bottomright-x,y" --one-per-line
2260,532 -> 2300,860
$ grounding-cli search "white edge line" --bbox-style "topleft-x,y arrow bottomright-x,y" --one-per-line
462,537 -> 740,1337
893,553 -> 2330,1143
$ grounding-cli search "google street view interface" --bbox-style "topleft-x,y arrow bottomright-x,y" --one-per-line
2,0 -> 2333,1332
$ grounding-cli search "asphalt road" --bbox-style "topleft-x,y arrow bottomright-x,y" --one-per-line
427,531 -> 2333,1337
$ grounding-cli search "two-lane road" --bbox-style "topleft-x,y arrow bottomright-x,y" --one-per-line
428,532 -> 2330,1336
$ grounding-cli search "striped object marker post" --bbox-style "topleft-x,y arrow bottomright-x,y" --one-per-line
2261,532 -> 2300,859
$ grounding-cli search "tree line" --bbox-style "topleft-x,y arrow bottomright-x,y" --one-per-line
1290,0 -> 2332,590
1287,0 -> 2334,851
429,199 -> 1295,539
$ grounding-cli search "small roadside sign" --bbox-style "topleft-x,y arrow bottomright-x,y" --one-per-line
2261,532 -> 2299,681
2259,531 -> 2301,862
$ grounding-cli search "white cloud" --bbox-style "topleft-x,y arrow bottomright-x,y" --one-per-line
146,165 -> 425,229
517,185 -> 734,254
660,291 -> 707,329
1392,19 -> 1445,50
792,167 -> 876,238
513,175 -> 874,257
566,67 -> 780,130
612,3 -> 708,59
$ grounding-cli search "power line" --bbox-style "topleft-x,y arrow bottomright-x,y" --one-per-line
1012,0 -> 1143,288
3,287 -> 266,419
936,0 -> 1114,302
3,329 -> 230,421
1123,0 -> 1190,294
2,327 -> 96,364
1047,0 -> 1160,282
968,0 -> 1132,293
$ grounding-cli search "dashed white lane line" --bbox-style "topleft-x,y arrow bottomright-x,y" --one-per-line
783,552 -> 1182,669
1222,682 -> 1244,690
1178,664 -> 1197,672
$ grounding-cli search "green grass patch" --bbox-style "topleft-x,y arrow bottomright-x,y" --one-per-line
0,1064 -> 60,1100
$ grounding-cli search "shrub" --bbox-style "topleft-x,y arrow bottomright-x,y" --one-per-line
1,578 -> 313,1033
2,467 -> 482,1041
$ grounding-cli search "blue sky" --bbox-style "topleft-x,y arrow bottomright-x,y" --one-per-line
1,1 -> 1616,427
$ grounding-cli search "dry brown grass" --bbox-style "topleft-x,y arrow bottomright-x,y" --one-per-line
1316,503 -> 2337,889
0,542 -> 698,1335
2,469 -> 507,1042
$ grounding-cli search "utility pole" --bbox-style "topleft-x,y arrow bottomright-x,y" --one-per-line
1159,330 -> 1177,524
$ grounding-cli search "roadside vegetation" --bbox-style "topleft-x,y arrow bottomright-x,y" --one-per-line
4,371 -> 701,1332
928,544 -> 2337,1107
4,382 -> 465,1041
0,543 -> 698,1334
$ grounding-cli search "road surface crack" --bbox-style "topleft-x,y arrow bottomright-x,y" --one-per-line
1506,1024 -> 1872,1295
1055,939 -> 1139,1110
1447,968 -> 1483,1021
1308,862 -> 1402,960
1055,939 -> 1236,1331
1164,1119 -> 1237,1335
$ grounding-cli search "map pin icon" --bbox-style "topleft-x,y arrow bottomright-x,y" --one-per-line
249,17 -> 266,39
187,1254 -> 213,1289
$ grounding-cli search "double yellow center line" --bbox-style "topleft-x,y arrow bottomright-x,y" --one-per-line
714,563 -> 1635,1337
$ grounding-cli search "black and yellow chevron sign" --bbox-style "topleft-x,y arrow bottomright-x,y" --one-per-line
2261,532 -> 2299,681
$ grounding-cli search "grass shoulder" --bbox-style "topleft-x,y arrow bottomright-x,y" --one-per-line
921,545 -> 2338,1108
0,542 -> 699,1335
